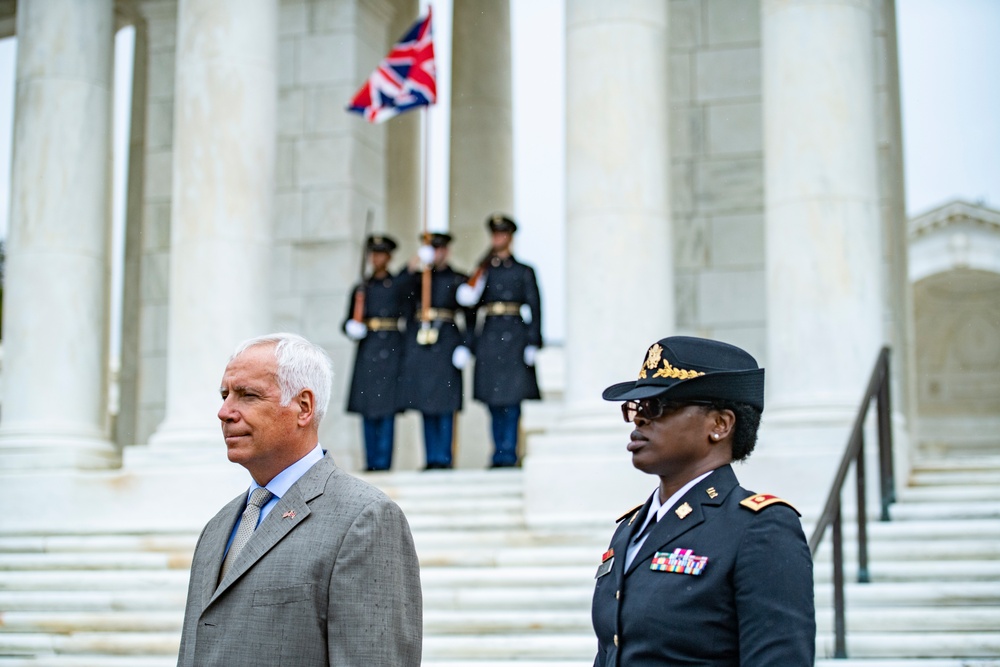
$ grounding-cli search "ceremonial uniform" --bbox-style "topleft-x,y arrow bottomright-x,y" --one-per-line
458,214 -> 542,467
594,335 -> 816,665
592,465 -> 815,666
342,235 -> 406,471
396,238 -> 475,468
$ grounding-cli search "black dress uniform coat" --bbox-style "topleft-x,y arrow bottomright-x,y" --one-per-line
592,465 -> 815,666
396,265 -> 475,414
468,254 -> 542,406
342,273 -> 407,418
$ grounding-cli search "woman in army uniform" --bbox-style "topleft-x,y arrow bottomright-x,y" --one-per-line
592,336 -> 815,665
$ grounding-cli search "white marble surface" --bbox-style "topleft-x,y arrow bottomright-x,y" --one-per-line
150,0 -> 278,447
0,0 -> 117,469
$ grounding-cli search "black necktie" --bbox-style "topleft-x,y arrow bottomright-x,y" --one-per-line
632,512 -> 658,544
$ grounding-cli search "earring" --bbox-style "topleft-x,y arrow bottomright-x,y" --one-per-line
712,433 -> 721,441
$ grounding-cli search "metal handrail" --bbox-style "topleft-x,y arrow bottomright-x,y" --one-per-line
808,346 -> 895,659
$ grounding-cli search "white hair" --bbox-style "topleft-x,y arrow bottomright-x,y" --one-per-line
230,333 -> 334,424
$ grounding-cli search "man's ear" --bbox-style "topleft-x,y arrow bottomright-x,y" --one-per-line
296,389 -> 316,427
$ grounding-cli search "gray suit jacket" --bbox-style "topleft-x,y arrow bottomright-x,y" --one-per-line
177,453 -> 422,666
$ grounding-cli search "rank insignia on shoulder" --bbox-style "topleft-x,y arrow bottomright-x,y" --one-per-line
617,504 -> 644,525
740,493 -> 801,516
651,548 -> 708,576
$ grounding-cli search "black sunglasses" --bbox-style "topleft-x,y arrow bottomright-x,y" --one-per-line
620,398 -> 715,423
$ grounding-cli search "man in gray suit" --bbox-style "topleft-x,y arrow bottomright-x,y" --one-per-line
177,333 -> 422,666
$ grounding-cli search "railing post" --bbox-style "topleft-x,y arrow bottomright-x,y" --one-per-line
832,500 -> 847,658
877,348 -> 895,520
855,431 -> 870,584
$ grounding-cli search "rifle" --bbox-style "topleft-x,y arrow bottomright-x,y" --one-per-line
466,247 -> 494,287
351,209 -> 374,322
417,231 -> 437,345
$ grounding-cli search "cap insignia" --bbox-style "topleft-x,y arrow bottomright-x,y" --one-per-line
638,343 -> 706,381
638,344 -> 663,379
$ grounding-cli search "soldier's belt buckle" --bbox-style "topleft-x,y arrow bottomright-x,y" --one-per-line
416,325 -> 439,346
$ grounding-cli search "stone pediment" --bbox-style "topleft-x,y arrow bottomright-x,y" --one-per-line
908,199 -> 1000,282
909,199 -> 1000,239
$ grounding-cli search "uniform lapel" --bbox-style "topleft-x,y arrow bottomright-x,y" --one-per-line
625,466 -> 738,577
612,493 -> 654,584
210,455 -> 335,601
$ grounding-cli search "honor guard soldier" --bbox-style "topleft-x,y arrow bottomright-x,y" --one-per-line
592,336 -> 815,666
397,232 -> 476,469
342,234 -> 406,471
456,213 -> 542,468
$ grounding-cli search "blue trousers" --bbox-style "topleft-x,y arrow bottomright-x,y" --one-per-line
422,412 -> 454,468
489,404 -> 521,467
362,416 -> 395,471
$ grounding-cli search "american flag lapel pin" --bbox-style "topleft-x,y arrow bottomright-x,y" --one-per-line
282,511 -> 296,519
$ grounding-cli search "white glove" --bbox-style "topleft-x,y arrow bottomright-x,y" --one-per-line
345,319 -> 368,341
452,345 -> 471,370
519,304 -> 533,324
523,345 -> 538,366
417,244 -> 435,265
456,280 -> 485,306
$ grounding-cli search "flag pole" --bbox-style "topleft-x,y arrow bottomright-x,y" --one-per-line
418,102 -> 434,344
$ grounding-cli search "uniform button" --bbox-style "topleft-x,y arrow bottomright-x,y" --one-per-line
615,590 -> 621,600
614,634 -> 619,647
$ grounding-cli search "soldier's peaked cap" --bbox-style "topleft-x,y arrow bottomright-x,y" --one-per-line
602,336 -> 765,411
487,213 -> 517,233
366,234 -> 398,253
423,232 -> 453,247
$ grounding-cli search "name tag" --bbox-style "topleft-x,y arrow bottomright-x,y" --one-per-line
595,557 -> 614,579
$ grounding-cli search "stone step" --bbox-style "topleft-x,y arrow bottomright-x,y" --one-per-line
0,535 -> 198,555
420,581 -> 1000,611
816,633 -> 1000,660
911,455 -> 1000,471
896,484 -> 1000,503
419,607 -> 1000,635
0,659 -> 996,667
908,470 -> 1000,487
0,570 -> 189,592
0,590 -> 188,612
0,632 -> 179,657
0,611 -> 182,634
887,501 -> 1000,521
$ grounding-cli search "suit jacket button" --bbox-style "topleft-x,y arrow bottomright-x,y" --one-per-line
614,634 -> 619,647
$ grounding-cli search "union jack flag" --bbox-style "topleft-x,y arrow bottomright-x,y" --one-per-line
347,8 -> 436,123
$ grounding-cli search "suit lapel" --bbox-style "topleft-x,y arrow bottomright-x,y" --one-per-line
210,454 -> 336,601
624,466 -> 738,577
196,494 -> 246,612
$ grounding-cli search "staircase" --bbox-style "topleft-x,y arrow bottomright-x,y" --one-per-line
1,455 -> 999,666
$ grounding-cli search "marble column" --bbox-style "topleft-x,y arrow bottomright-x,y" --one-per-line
148,0 -> 277,449
753,0 -> 883,506
524,0 -> 672,525
0,0 -> 117,470
449,0 -> 513,265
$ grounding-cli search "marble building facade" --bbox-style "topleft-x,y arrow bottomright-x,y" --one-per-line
2,0 -> 987,529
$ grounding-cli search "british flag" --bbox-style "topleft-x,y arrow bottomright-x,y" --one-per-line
347,8 -> 436,123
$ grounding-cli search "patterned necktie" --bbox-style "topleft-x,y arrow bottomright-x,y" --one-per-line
219,487 -> 273,581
